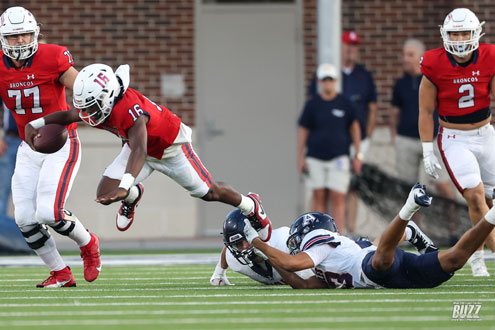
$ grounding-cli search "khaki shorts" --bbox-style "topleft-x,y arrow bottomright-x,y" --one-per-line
305,155 -> 351,193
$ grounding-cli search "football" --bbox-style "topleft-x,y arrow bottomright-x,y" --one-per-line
33,124 -> 69,154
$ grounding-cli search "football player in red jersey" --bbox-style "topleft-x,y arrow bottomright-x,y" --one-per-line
0,7 -> 101,287
25,63 -> 273,241
419,8 -> 495,276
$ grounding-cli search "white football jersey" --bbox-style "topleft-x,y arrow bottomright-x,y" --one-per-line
226,227 -> 314,285
302,229 -> 379,288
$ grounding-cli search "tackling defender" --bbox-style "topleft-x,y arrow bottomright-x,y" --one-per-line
243,183 -> 495,289
210,209 -> 314,286
24,63 -> 272,239
0,7 -> 101,287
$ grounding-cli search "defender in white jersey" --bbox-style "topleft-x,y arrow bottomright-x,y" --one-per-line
210,210 -> 314,285
244,183 -> 495,289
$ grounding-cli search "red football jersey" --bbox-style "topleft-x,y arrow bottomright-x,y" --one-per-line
95,88 -> 181,159
421,43 -> 495,121
0,43 -> 77,141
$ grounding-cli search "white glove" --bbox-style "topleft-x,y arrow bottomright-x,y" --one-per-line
243,219 -> 259,244
422,142 -> 441,179
210,264 -> 233,286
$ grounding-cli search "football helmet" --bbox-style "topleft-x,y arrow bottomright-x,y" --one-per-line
73,63 -> 122,126
0,7 -> 40,60
223,209 -> 257,266
440,8 -> 484,58
287,212 -> 338,255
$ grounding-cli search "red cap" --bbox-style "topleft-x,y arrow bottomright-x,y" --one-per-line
342,31 -> 360,44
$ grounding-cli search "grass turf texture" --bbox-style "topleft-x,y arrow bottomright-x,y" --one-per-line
0,260 -> 494,329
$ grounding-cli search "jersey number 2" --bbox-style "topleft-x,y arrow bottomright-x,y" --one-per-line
458,84 -> 474,109
7,87 -> 43,114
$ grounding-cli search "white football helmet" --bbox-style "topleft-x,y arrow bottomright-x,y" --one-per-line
0,7 -> 40,60
440,8 -> 484,58
73,64 -> 122,126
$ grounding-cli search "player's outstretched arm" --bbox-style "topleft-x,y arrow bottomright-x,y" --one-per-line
25,109 -> 80,149
271,264 -> 327,289
243,220 -> 314,272
210,247 -> 233,286
96,115 -> 148,205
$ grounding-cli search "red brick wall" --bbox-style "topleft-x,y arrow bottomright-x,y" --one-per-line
2,0 -> 196,125
305,0 -> 495,125
3,1 -> 494,126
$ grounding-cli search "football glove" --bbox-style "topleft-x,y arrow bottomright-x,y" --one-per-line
422,142 -> 441,179
209,264 -> 234,286
243,219 -> 260,244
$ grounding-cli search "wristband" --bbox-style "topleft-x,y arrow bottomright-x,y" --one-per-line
485,207 -> 495,225
118,173 -> 135,191
30,117 -> 46,130
421,142 -> 434,156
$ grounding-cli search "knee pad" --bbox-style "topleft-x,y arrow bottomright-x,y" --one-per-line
49,210 -> 77,236
20,224 -> 51,250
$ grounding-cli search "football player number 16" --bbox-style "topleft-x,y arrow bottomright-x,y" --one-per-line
458,83 -> 474,109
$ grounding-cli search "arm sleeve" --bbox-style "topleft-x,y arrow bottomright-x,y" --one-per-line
391,80 -> 401,107
303,244 -> 332,267
366,71 -> 377,103
419,53 -> 435,83
56,46 -> 74,75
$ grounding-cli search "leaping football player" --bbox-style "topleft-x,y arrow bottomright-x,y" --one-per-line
24,63 -> 272,241
419,8 -> 495,276
0,7 -> 101,287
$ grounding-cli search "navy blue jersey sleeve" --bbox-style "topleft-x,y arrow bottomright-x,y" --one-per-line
367,71 -> 377,103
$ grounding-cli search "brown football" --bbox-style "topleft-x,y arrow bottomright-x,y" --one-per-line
33,124 -> 69,154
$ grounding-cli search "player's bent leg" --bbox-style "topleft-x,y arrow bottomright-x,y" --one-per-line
42,210 -> 101,282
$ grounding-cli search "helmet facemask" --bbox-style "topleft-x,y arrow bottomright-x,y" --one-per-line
75,88 -> 115,126
225,234 -> 256,266
1,30 -> 39,60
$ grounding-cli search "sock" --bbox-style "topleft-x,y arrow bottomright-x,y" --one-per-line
69,219 -> 91,247
237,194 -> 255,215
405,226 -> 413,241
34,236 -> 66,271
124,185 -> 140,204
399,197 -> 420,221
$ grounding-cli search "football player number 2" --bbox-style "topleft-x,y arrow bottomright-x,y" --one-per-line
7,86 -> 43,114
458,84 -> 474,109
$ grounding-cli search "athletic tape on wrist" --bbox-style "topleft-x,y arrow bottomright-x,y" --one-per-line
118,173 -> 135,191
30,117 -> 46,130
484,207 -> 495,225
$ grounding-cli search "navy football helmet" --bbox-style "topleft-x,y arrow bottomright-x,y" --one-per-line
287,212 -> 338,255
223,209 -> 257,266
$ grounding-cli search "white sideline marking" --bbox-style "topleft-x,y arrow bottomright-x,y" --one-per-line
3,298 -> 495,308
3,315 -> 495,327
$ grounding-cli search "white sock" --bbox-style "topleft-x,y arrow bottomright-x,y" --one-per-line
34,236 -> 66,271
237,195 -> 255,215
69,219 -> 91,247
399,197 -> 420,221
124,185 -> 140,204
405,226 -> 413,241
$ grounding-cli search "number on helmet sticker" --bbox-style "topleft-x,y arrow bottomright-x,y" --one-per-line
458,83 -> 474,109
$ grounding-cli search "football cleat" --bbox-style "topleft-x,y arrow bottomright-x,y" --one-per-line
246,193 -> 272,242
411,183 -> 432,207
80,233 -> 101,282
116,183 -> 144,231
407,222 -> 438,254
36,266 -> 76,288
468,251 -> 490,277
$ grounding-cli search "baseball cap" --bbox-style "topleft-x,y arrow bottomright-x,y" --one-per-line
342,30 -> 360,44
317,64 -> 338,80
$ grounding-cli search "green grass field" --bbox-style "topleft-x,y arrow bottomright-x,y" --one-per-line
0,256 -> 494,330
